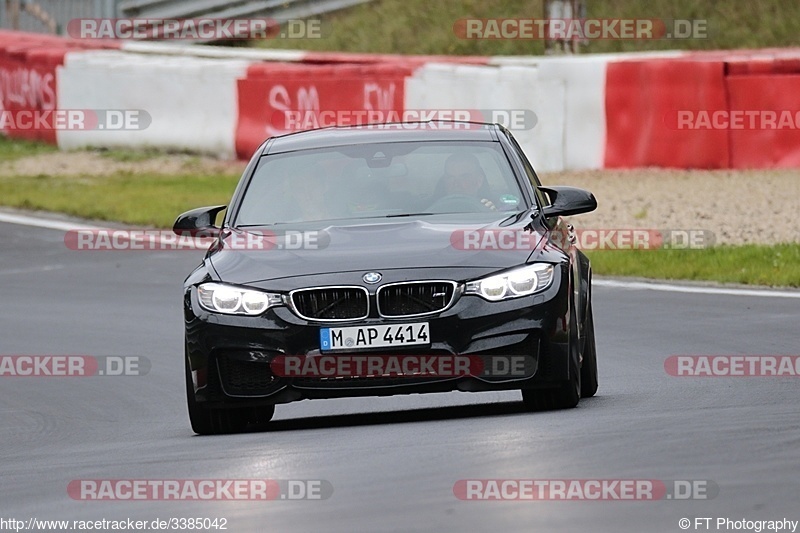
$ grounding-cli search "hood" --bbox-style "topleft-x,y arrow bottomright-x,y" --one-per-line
208,215 -> 544,285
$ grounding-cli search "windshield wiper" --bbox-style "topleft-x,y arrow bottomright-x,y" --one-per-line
384,212 -> 436,218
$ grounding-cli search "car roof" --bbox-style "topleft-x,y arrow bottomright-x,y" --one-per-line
263,121 -> 501,155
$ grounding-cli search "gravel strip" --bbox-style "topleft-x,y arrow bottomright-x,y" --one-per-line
0,151 -> 247,177
541,168 -> 800,245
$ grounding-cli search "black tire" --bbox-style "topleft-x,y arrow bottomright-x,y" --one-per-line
522,309 -> 581,412
250,404 -> 277,429
521,375 -> 579,411
185,357 -> 274,435
580,302 -> 599,398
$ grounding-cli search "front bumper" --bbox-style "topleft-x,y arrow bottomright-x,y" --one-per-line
184,267 -> 572,408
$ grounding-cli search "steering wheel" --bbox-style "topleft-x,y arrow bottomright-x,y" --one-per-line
427,194 -> 493,213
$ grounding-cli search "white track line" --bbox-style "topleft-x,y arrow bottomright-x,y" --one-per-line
594,279 -> 800,299
0,212 -> 184,248
0,212 -> 100,231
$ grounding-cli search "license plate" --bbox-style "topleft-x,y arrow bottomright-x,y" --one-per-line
320,323 -> 430,352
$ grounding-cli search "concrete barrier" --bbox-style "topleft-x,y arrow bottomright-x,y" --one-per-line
0,30 -> 119,143
5,30 -> 800,170
57,50 -> 249,157
404,62 -> 565,172
236,62 -> 413,158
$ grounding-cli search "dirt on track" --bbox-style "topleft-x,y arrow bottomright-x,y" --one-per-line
3,151 -> 798,245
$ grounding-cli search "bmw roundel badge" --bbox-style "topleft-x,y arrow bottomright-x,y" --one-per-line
363,272 -> 382,284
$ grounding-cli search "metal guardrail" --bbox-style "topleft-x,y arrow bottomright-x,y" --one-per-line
118,0 -> 259,19
1,0 -> 373,38
0,0 -> 121,35
208,0 -> 373,24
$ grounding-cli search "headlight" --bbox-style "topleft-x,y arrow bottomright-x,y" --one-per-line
196,283 -> 282,316
464,264 -> 554,301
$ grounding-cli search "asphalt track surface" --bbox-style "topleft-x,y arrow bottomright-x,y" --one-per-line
1,217 -> 799,533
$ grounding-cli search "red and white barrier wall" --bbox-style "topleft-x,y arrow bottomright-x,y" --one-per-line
236,62 -> 415,158
58,50 -> 250,157
604,48 -> 800,169
406,62 -> 566,172
3,30 -> 800,170
0,31 -> 119,144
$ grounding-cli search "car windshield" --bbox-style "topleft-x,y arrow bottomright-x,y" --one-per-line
235,141 -> 526,226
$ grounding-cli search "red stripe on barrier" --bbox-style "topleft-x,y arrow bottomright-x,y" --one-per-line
235,63 -> 414,159
604,59 -> 729,168
727,74 -> 800,168
674,48 -> 800,75
728,59 -> 777,75
772,58 -> 800,74
726,52 -> 800,75
0,31 -> 120,144
0,43 -> 62,143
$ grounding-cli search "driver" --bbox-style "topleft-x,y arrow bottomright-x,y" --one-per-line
437,153 -> 497,210
282,164 -> 334,222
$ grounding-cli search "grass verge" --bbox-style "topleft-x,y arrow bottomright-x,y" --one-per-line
586,245 -> 800,288
0,172 -> 239,228
0,135 -> 59,161
253,0 -> 800,56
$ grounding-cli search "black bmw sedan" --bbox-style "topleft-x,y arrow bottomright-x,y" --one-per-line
176,122 -> 598,435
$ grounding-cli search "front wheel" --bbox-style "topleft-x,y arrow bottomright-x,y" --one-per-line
521,371 -> 580,411
522,308 -> 581,411
580,302 -> 599,398
185,357 -> 274,435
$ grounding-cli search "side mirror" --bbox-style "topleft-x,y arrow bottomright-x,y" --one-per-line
173,205 -> 227,237
540,186 -> 597,218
